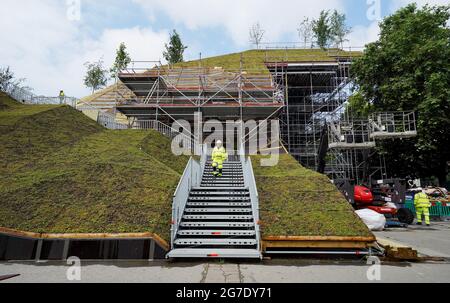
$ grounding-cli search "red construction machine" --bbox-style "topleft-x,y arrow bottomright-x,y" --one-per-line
354,181 -> 415,225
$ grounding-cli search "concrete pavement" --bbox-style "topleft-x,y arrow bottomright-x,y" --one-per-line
1,222 -> 449,283
1,259 -> 450,283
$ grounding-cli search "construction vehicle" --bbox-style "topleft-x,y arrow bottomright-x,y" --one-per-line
353,179 -> 415,225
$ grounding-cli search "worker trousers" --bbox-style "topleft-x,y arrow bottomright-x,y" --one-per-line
212,161 -> 224,176
416,207 -> 430,225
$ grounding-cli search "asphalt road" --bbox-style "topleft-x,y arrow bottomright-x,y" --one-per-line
1,222 -> 449,283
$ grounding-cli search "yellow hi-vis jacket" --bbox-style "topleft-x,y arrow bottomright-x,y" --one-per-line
414,192 -> 431,208
212,147 -> 228,163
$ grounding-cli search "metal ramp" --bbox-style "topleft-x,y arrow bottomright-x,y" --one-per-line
167,147 -> 262,259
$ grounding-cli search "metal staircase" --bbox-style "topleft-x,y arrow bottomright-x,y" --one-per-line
167,146 -> 262,259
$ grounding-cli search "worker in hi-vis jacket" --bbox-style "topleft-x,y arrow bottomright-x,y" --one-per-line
414,188 -> 431,226
212,140 -> 228,177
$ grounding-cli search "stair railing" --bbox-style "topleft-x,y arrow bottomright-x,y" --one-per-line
239,142 -> 262,255
170,144 -> 206,250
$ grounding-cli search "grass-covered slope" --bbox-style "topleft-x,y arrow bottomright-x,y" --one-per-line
252,154 -> 372,238
175,49 -> 361,72
0,94 -> 188,241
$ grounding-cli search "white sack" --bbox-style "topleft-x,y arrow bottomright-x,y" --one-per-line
355,209 -> 386,231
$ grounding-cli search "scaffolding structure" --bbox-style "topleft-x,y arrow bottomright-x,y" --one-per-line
266,53 -> 353,170
107,49 -> 417,183
114,60 -> 284,154
116,61 -> 283,119
327,112 -> 418,184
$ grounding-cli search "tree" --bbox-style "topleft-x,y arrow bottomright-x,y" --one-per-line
351,4 -> 450,186
110,42 -> 131,79
330,10 -> 351,48
163,30 -> 188,65
0,66 -> 15,91
0,66 -> 26,92
84,59 -> 108,94
313,10 -> 333,49
249,22 -> 265,49
298,17 -> 314,48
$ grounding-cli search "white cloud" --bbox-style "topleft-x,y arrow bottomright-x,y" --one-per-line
344,22 -> 381,49
133,0 -> 345,46
0,0 -> 168,98
390,0 -> 450,11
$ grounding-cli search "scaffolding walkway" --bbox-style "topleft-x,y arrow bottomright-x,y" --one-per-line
326,111 -> 418,182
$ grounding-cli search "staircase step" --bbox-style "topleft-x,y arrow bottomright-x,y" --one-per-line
183,215 -> 253,220
177,230 -> 256,237
193,187 -> 249,191
202,182 -> 244,184
200,184 -> 245,188
180,222 -> 255,228
175,239 -> 257,246
189,197 -> 250,202
187,202 -> 251,207
167,249 -> 262,259
190,191 -> 250,196
184,208 -> 252,213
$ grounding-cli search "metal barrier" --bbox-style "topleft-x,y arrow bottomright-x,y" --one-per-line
97,112 -> 128,130
405,199 -> 450,219
2,84 -> 78,107
170,158 -> 194,249
328,120 -> 376,149
369,112 -> 417,140
169,145 -> 206,250
241,150 -> 262,253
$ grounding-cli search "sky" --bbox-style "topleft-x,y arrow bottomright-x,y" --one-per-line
0,0 -> 448,98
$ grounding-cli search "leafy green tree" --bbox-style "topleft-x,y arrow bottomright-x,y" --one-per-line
163,30 -> 188,65
84,59 -> 108,94
110,42 -> 131,79
345,92 -> 374,119
330,10 -> 351,48
351,4 -> 450,186
313,10 -> 332,49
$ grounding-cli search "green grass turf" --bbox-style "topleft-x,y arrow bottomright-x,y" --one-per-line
0,91 -> 370,241
251,154 -> 372,238
174,49 -> 361,73
0,93 -> 188,241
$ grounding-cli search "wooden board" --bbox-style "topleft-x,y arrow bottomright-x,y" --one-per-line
0,227 -> 170,251
376,237 -> 419,261
262,235 -> 376,250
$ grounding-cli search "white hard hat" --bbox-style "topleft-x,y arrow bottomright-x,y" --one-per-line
416,187 -> 423,192
216,140 -> 222,145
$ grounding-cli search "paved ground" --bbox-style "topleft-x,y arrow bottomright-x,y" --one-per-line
374,221 -> 450,258
1,222 -> 449,283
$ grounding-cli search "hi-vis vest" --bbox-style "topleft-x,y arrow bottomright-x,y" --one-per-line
212,147 -> 228,163
414,192 -> 431,208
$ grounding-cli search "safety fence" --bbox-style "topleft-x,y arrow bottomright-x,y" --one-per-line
405,199 -> 450,219
2,83 -> 78,107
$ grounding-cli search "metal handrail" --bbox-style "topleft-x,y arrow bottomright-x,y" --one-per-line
170,155 -> 203,250
239,142 -> 262,254
2,83 -> 78,107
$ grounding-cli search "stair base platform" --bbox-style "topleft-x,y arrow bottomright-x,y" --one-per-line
167,249 -> 262,259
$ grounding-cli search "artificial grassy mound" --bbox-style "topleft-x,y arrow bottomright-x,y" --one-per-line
175,49 -> 361,73
252,155 -> 372,238
0,94 -> 188,241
